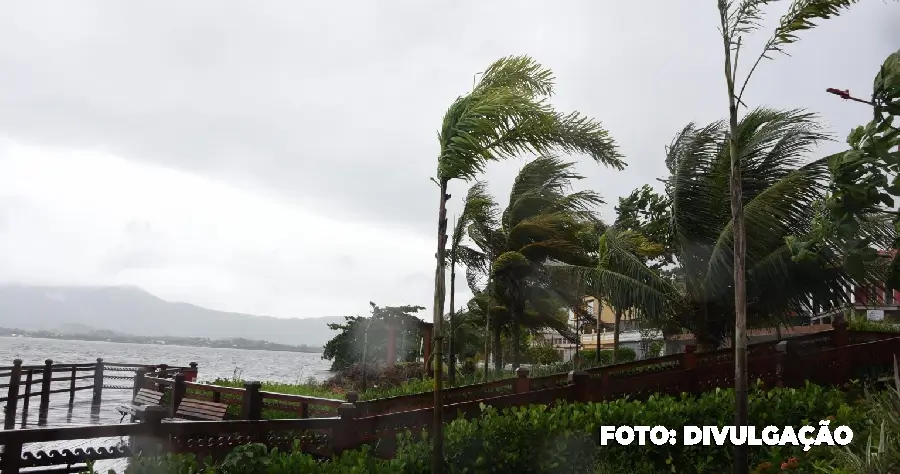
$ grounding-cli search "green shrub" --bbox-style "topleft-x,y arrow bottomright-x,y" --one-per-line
848,319 -> 900,333
107,382 -> 874,474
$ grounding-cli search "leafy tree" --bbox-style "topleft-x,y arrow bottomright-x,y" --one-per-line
813,51 -> 900,286
614,185 -> 673,271
321,303 -> 425,372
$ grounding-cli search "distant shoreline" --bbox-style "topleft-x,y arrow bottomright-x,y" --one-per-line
0,330 -> 323,354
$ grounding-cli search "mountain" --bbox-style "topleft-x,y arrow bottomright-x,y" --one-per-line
0,284 -> 345,346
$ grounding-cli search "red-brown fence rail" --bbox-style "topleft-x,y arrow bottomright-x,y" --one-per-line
1,359 -> 197,431
2,325 -> 899,473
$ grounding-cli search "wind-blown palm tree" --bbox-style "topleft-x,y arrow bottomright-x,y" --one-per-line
564,109 -> 892,351
447,182 -> 496,384
430,56 -> 622,470
460,156 -> 600,369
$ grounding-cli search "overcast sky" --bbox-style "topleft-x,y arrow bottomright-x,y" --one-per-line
0,1 -> 896,321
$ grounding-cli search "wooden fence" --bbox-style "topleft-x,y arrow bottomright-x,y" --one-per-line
2,326 -> 900,473
141,372 -> 346,420
1,359 -> 197,430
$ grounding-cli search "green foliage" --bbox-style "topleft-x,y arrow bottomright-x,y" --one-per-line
815,51 -> 900,289
321,302 -> 425,372
116,383 -> 872,473
614,184 -> 673,270
523,342 -> 562,365
648,340 -> 664,358
848,319 -> 900,333
465,156 -> 607,367
437,56 -> 622,182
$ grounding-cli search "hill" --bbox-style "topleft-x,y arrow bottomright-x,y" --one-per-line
0,284 -> 344,346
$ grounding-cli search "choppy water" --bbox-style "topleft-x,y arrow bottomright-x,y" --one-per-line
0,337 -> 335,472
0,336 -> 333,383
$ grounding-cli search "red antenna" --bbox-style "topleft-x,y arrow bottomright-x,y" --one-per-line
826,87 -> 875,106
827,88 -> 898,152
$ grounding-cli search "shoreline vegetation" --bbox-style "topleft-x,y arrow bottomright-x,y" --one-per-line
0,327 -> 323,353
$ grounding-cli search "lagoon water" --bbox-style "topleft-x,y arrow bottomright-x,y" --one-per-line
0,337 -> 334,473
0,336 -> 333,383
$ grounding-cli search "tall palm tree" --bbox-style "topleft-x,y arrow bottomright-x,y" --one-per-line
430,56 -> 621,471
447,182 -> 496,384
564,109 -> 892,352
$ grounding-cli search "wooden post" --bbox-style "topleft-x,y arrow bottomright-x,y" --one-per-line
69,366 -> 77,404
775,341 -> 788,388
832,318 -> 849,347
169,373 -> 186,418
133,368 -> 148,400
38,359 -> 53,420
134,405 -> 168,456
184,362 -> 199,382
567,370 -> 590,403
832,318 -> 850,385
3,359 -> 22,430
682,345 -> 698,393
514,367 -> 530,394
241,381 -> 262,420
334,401 -> 358,453
92,358 -> 104,405
0,438 -> 23,474
21,369 -> 33,423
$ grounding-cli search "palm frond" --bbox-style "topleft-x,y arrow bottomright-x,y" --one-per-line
437,56 -> 623,182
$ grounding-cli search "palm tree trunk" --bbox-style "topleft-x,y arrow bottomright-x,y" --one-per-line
512,320 -> 521,370
448,261 -> 457,386
492,324 -> 502,374
613,307 -> 623,364
431,179 -> 449,474
720,9 -> 748,472
483,272 -> 493,382
511,283 -> 525,370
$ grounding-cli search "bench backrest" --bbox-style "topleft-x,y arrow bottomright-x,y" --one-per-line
134,388 -> 163,406
175,398 -> 229,421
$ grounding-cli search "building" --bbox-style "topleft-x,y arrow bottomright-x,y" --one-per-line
811,250 -> 900,325
533,295 -> 663,362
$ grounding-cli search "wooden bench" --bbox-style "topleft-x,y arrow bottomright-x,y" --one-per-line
166,398 -> 229,421
116,389 -> 163,422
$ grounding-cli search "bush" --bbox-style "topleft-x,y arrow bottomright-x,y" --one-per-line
322,362 -> 428,392
848,319 -> 900,333
524,343 -> 563,365
108,382 -> 873,474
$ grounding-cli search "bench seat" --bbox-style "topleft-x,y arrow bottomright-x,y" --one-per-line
168,398 -> 229,421
116,389 -> 163,422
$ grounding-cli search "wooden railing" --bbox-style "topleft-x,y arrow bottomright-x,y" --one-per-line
1,359 -> 197,430
141,373 -> 346,420
352,327 -> 881,417
3,325 -> 900,473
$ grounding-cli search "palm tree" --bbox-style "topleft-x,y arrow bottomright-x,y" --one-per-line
715,5 -> 870,470
564,109 -> 892,353
447,183 -> 496,385
430,56 -> 621,471
459,156 -> 601,369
